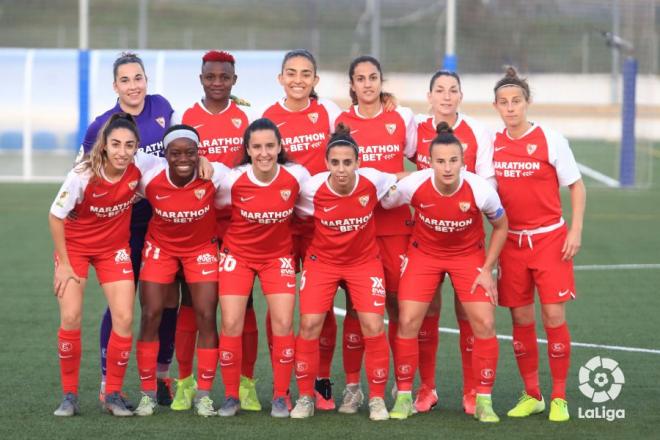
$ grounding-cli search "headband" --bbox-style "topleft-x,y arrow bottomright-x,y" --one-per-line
163,129 -> 199,149
327,139 -> 358,149
495,83 -> 527,96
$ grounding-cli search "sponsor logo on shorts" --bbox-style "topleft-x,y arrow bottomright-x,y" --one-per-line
197,253 -> 218,265
370,276 -> 386,297
114,249 -> 131,264
279,257 -> 295,277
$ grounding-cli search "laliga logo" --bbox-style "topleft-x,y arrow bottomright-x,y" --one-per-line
578,356 -> 626,421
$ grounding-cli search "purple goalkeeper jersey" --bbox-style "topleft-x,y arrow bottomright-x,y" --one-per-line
82,94 -> 175,229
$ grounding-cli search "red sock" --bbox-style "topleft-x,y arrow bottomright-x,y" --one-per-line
218,334 -> 242,398
197,347 -> 219,392
106,331 -> 132,394
418,315 -> 439,389
473,336 -> 499,395
342,314 -> 364,384
242,307 -> 259,379
265,309 -> 274,356
388,320 -> 398,359
458,319 -> 475,394
295,336 -> 319,397
512,323 -> 541,400
364,332 -> 389,399
137,340 -> 159,392
318,311 -> 337,378
58,328 -> 81,395
394,336 -> 417,392
175,305 -> 197,380
546,322 -> 571,400
272,333 -> 295,398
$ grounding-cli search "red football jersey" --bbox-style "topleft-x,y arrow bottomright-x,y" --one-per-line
493,124 -> 581,231
296,167 -> 397,265
216,163 -> 310,261
181,100 -> 256,168
415,113 -> 495,179
50,152 -> 163,254
262,98 -> 341,176
140,162 -> 229,255
383,169 -> 504,256
335,105 -> 416,236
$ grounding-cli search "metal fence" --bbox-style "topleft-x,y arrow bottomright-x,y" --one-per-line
1,0 -> 657,74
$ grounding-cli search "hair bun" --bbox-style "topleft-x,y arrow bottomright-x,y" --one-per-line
504,66 -> 518,79
335,122 -> 351,136
435,121 -> 453,135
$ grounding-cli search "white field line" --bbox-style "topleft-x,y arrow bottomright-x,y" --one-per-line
578,162 -> 620,187
332,307 -> 660,355
575,263 -> 660,270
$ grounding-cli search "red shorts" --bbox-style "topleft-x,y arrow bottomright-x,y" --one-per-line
299,256 -> 386,315
56,246 -> 134,285
139,240 -> 219,284
292,233 -> 313,273
398,247 -> 490,303
497,225 -> 576,308
218,252 -> 296,296
376,234 -> 410,293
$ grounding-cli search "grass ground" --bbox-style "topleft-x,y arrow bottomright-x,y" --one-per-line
0,140 -> 658,439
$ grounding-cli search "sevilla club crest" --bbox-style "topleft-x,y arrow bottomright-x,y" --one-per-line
231,118 -> 242,128
308,112 -> 319,124
194,189 -> 206,200
128,180 -> 138,190
526,143 -> 537,155
359,195 -> 370,207
459,201 -> 471,212
155,116 -> 166,128
385,123 -> 396,135
280,189 -> 291,201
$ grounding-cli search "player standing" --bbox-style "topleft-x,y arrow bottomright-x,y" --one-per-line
262,49 -> 342,409
215,118 -> 310,418
413,70 -> 496,414
172,50 -> 258,412
133,125 -> 228,417
81,52 -> 180,406
50,113 -> 159,417
492,67 -> 586,422
334,55 -> 416,413
384,122 -> 507,422
290,124 -> 400,421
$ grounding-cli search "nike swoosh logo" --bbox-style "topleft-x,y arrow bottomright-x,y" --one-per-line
422,138 -> 435,143
419,203 -> 435,209
92,192 -> 108,198
295,374 -> 307,379
558,289 -> 571,297
346,345 -> 363,350
372,379 -> 387,384
240,196 -> 255,202
276,122 -> 287,127
350,130 -> 359,134
58,354 -> 73,359
201,374 -> 214,379
122,269 -> 133,274
202,269 -> 216,275
373,301 -> 385,307
155,195 -> 170,200
494,147 -> 507,152
279,359 -> 294,364
220,362 -> 234,367
194,124 -> 205,129
397,376 -> 412,381
140,375 -> 153,380
117,361 -> 129,366
286,282 -> 296,288
323,205 -> 338,213
480,381 -> 491,385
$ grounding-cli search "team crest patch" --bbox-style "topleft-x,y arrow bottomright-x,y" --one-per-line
459,201 -> 471,212
385,123 -> 396,135
155,116 -> 166,128
308,112 -> 319,124
280,189 -> 291,201
231,118 -> 242,128
194,189 -> 206,200
359,195 -> 370,207
526,143 -> 537,155
128,180 -> 138,190
461,142 -> 469,151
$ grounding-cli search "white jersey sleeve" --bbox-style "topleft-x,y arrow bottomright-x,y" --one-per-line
50,169 -> 89,219
542,125 -> 581,187
295,172 -> 328,218
137,162 -> 167,198
396,106 -> 418,159
462,114 -> 496,182
134,150 -> 166,174
284,163 -> 312,193
211,162 -> 231,190
215,164 -> 247,209
318,98 -> 342,133
170,110 -> 182,125
463,171 -> 505,220
381,168 -> 431,209
358,167 -> 398,201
